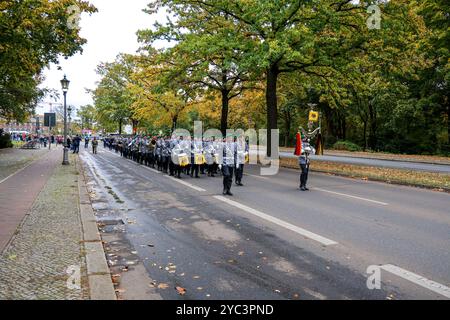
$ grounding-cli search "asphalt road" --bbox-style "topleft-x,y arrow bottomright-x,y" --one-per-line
279,151 -> 450,173
80,146 -> 450,300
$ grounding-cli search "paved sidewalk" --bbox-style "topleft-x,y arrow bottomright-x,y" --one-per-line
0,152 -> 88,299
0,148 -> 59,250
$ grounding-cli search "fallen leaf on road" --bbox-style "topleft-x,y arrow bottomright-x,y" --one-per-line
8,254 -> 17,260
197,287 -> 203,291
193,275 -> 200,279
147,244 -> 155,247
274,289 -> 281,293
238,251 -> 245,256
176,286 -> 186,295
157,283 -> 169,289
112,274 -> 121,283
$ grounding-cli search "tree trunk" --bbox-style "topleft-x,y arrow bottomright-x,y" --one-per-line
132,119 -> 139,134
118,119 -> 122,135
266,65 -> 279,157
447,102 -> 450,145
220,90 -> 230,136
342,117 -> 346,140
283,110 -> 291,147
363,120 -> 367,151
368,103 -> 377,150
172,115 -> 178,133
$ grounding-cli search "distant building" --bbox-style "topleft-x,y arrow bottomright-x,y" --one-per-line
1,115 -> 63,134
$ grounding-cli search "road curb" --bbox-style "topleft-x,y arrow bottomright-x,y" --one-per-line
279,156 -> 450,193
77,158 -> 117,300
278,149 -> 450,166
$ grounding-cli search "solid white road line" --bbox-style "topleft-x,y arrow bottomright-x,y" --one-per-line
245,173 -> 270,180
314,187 -> 389,206
168,176 -> 206,192
213,195 -> 338,246
381,264 -> 450,299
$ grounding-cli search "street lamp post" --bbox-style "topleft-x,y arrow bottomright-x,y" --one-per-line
61,75 -> 70,165
68,106 -> 72,137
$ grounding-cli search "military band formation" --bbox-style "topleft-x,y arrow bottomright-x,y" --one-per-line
103,134 -> 249,196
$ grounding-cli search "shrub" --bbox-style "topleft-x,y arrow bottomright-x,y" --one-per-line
332,140 -> 362,152
0,133 -> 13,149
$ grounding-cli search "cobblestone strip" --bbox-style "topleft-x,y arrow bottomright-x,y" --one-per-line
77,159 -> 116,300
0,154 -> 88,300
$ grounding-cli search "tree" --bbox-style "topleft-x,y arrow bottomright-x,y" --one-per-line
130,53 -> 192,133
0,0 -> 97,121
148,0 -> 380,155
77,104 -> 96,130
92,54 -> 137,134
415,0 -> 450,148
138,6 -> 258,135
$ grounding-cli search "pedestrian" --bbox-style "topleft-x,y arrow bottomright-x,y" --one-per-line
85,136 -> 89,149
92,137 -> 98,154
72,135 -> 81,154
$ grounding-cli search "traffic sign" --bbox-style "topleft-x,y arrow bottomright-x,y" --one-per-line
309,111 -> 319,122
44,113 -> 56,127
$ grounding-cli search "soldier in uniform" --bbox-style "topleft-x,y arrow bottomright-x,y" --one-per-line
148,137 -> 156,168
299,148 -> 310,191
155,138 -> 163,171
170,136 -> 183,179
180,136 -> 191,176
219,135 -> 235,196
162,138 -> 170,174
204,138 -> 217,177
234,136 -> 248,186
190,137 -> 202,178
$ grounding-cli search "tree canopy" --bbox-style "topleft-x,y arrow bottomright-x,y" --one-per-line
0,0 -> 97,121
90,0 -> 449,155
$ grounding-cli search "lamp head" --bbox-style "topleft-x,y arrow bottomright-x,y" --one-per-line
60,75 -> 70,92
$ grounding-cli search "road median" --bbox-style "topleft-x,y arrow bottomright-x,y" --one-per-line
280,157 -> 450,193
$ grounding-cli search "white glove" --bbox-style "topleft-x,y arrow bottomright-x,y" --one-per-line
218,164 -> 222,170
236,163 -> 239,169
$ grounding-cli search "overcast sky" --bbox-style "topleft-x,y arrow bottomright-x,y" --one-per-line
38,0 -> 167,114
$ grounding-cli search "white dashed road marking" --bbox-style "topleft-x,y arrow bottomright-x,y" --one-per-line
381,264 -> 450,299
314,188 -> 389,206
168,176 -> 206,192
213,195 -> 338,246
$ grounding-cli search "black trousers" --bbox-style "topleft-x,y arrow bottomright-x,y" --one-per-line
162,156 -> 169,173
222,165 -> 234,192
235,164 -> 244,183
190,164 -> 199,177
300,164 -> 309,187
